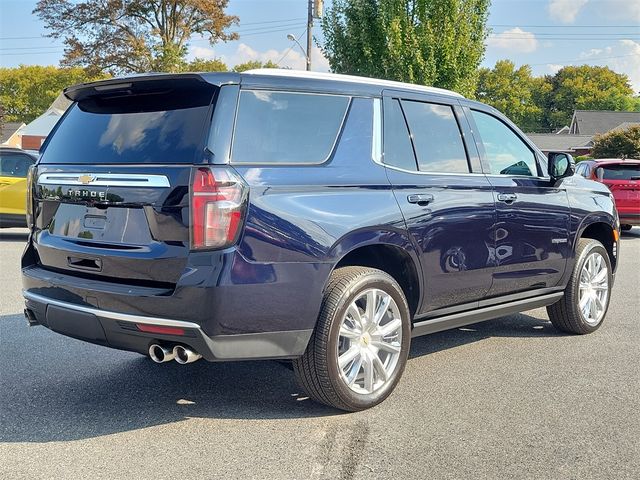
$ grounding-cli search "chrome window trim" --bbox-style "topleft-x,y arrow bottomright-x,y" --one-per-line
38,173 -> 170,187
23,291 -> 201,329
229,89 -> 352,166
372,98 -> 382,163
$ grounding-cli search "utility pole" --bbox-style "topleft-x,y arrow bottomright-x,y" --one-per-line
306,0 -> 313,71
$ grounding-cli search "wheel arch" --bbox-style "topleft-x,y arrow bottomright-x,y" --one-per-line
326,229 -> 423,317
576,214 -> 618,271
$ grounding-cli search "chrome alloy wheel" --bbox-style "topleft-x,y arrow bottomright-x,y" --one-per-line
578,251 -> 609,326
336,288 -> 403,394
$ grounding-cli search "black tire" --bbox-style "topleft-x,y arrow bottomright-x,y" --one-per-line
547,238 -> 612,334
292,266 -> 411,411
620,224 -> 633,231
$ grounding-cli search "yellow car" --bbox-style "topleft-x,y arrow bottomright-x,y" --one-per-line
0,147 -> 37,228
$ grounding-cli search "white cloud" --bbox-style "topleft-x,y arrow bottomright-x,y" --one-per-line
579,39 -> 640,92
546,64 -> 563,74
189,46 -> 217,60
548,0 -> 588,23
229,43 -> 330,71
188,42 -> 331,72
487,28 -> 538,53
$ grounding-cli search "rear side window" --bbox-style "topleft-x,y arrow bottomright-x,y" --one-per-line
40,85 -> 216,164
231,90 -> 350,164
598,164 -> 640,180
401,100 -> 469,173
0,153 -> 34,177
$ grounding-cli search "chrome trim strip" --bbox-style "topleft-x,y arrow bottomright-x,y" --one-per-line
23,291 -> 201,329
372,98 -> 382,164
38,173 -> 170,187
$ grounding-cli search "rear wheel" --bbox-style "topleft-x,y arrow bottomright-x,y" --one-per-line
293,267 -> 411,411
547,238 -> 612,334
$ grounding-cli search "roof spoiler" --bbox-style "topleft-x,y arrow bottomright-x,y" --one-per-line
64,72 -> 239,102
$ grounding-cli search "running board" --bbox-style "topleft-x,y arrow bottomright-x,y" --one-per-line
411,292 -> 563,338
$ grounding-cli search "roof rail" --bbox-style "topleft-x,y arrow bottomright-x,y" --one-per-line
243,69 -> 464,98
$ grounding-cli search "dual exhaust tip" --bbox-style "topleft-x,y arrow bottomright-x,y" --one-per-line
149,344 -> 202,364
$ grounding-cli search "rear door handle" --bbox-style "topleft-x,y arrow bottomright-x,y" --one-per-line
497,193 -> 518,203
407,193 -> 434,205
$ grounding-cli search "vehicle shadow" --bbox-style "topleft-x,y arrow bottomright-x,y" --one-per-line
0,228 -> 29,242
0,311 -> 561,443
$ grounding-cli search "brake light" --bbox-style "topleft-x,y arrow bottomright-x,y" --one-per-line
25,165 -> 36,228
190,167 -> 247,250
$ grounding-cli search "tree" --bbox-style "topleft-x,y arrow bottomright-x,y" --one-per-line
34,0 -> 238,75
591,126 -> 640,159
183,57 -> 228,72
232,60 -> 279,72
543,65 -> 638,130
0,65 -> 108,123
476,60 -> 550,132
321,0 -> 490,97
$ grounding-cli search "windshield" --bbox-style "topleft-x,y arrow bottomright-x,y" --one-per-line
40,85 -> 217,164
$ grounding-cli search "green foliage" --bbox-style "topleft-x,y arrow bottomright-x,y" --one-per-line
476,60 -> 549,131
543,66 -> 637,130
591,126 -> 640,159
321,0 -> 490,97
0,65 -> 108,123
574,155 -> 592,162
183,58 -> 229,72
232,60 -> 279,72
34,0 -> 238,74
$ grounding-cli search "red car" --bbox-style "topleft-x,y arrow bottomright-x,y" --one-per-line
576,159 -> 640,230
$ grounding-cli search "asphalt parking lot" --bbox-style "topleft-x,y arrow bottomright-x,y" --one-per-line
1,228 -> 639,479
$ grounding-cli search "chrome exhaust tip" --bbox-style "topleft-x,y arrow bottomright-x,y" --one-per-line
149,344 -> 176,363
173,345 -> 202,364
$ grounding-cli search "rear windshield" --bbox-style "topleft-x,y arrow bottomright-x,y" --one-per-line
40,85 -> 216,164
600,164 -> 640,180
231,90 -> 350,164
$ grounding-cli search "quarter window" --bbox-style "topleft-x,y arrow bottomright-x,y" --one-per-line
401,100 -> 469,173
231,90 -> 350,164
471,110 -> 538,176
383,99 -> 417,171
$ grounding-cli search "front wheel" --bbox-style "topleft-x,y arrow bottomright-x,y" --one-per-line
547,238 -> 612,334
293,267 -> 411,411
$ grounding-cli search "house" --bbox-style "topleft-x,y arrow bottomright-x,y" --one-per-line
569,110 -> 640,135
16,92 -> 71,151
526,134 -> 594,156
0,122 -> 25,147
527,110 -> 640,157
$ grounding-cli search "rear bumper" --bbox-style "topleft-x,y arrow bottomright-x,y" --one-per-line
0,213 -> 27,228
618,213 -> 640,226
23,290 -> 312,361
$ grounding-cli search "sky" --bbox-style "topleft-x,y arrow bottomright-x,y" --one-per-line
0,0 -> 639,91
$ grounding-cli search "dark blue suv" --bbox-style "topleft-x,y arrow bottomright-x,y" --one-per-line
22,70 -> 620,411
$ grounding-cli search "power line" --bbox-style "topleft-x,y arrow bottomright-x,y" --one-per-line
276,29 -> 306,67
529,53 -> 640,66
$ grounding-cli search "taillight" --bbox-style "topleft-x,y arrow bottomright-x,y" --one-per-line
190,167 -> 248,250
25,165 -> 36,228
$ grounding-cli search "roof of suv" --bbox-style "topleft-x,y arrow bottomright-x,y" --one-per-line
64,69 -> 465,102
583,158 -> 640,165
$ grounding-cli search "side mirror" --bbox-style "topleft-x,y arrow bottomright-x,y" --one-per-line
548,152 -> 575,181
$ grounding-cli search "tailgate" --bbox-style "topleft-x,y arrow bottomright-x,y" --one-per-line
29,75 -> 220,287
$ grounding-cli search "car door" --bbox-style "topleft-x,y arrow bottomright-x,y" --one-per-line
465,106 -> 571,297
0,152 -> 34,216
381,92 -> 496,315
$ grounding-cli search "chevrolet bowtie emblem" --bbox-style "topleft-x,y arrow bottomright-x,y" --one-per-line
78,174 -> 96,184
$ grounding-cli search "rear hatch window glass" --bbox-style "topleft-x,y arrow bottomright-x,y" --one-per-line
40,84 -> 216,164
599,164 -> 640,180
231,90 -> 350,164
